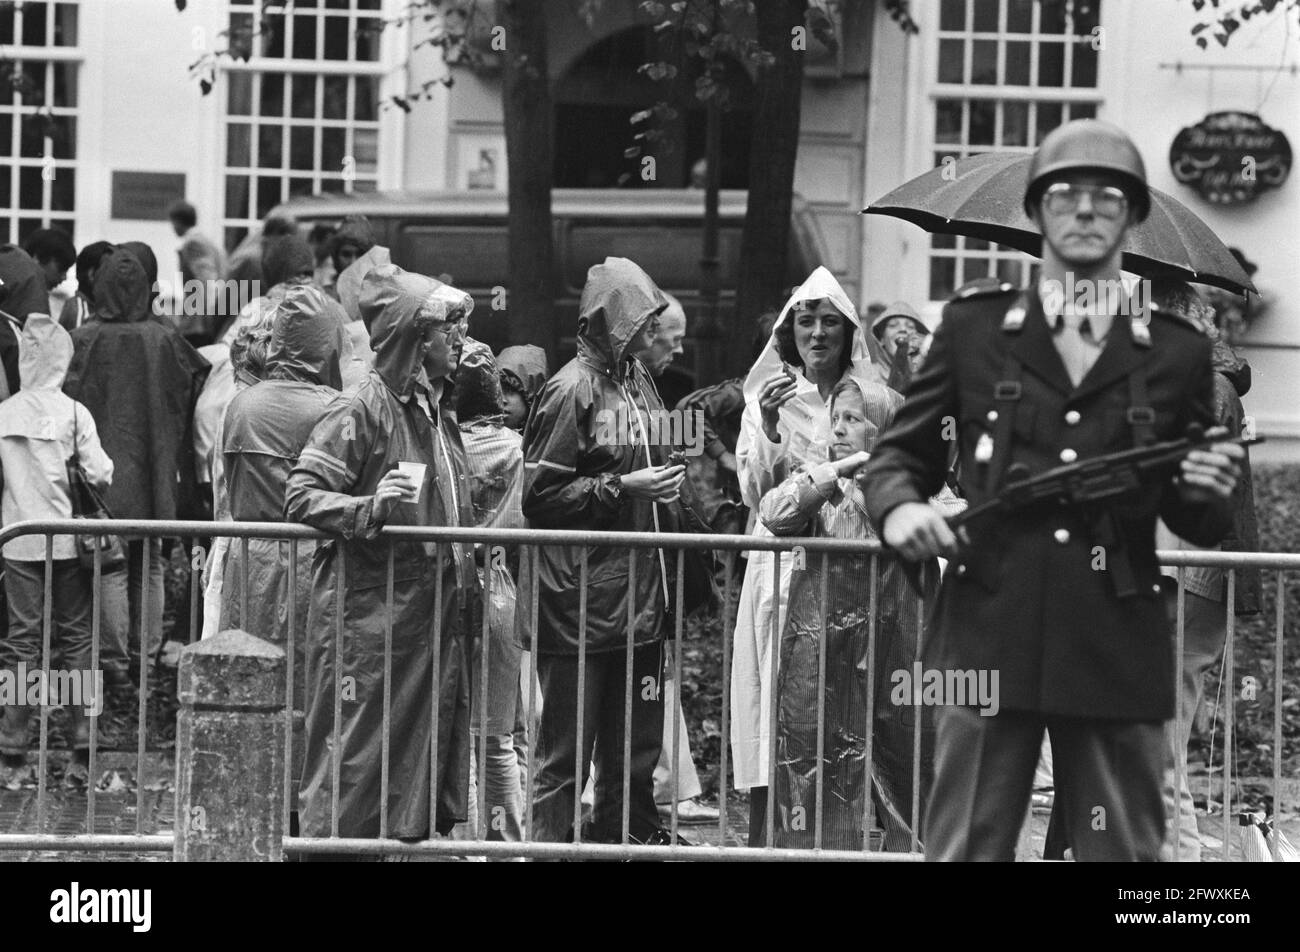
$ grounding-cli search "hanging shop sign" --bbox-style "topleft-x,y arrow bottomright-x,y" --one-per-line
1169,112 -> 1292,205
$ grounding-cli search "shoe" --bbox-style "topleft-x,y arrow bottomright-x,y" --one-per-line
658,798 -> 720,825
63,760 -> 90,791
636,828 -> 692,847
1,758 -> 34,791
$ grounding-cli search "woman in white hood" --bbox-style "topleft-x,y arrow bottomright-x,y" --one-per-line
731,266 -> 894,844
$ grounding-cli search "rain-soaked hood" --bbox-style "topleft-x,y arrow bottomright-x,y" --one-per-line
266,284 -> 346,390
92,249 -> 151,323
263,236 -> 315,291
496,344 -> 549,402
576,257 -> 668,379
1211,336 -> 1251,397
0,244 -> 50,325
18,312 -> 72,391
118,241 -> 159,289
742,266 -> 888,404
360,263 -> 473,400
337,245 -> 392,324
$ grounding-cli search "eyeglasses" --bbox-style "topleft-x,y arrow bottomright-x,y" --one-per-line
425,317 -> 469,345
1042,183 -> 1130,219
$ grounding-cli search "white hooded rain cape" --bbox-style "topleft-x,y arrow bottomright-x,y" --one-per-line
730,266 -> 897,793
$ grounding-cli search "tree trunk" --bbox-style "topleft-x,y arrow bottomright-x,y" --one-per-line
497,0 -> 556,360
729,0 -> 806,378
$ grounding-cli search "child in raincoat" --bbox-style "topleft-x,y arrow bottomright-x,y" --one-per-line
759,377 -> 936,851
0,313 -> 113,789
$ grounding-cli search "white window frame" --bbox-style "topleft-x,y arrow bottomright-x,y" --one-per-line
0,0 -> 81,243
924,0 -> 1105,303
219,0 -> 405,249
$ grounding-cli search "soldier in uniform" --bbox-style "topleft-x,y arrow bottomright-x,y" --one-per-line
862,119 -> 1244,861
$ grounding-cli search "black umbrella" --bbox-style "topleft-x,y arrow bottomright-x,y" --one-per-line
864,151 -> 1257,296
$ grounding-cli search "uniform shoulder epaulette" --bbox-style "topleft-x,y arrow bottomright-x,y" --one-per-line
949,277 -> 1018,304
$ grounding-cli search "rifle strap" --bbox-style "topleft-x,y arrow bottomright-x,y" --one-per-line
1126,365 -> 1157,447
987,350 -> 1023,493
1093,363 -> 1156,599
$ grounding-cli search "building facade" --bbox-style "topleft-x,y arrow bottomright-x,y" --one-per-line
5,0 -> 1296,434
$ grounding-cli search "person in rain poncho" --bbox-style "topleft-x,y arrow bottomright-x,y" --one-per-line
496,344 -> 549,432
199,307 -> 278,642
731,265 -> 892,845
519,256 -> 690,845
285,264 -> 478,844
220,286 -> 346,814
759,377 -> 936,851
64,249 -> 209,686
449,340 -> 527,849
0,244 -> 53,400
0,313 -> 113,788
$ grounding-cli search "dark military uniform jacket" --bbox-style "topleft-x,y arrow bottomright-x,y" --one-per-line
863,280 -> 1232,721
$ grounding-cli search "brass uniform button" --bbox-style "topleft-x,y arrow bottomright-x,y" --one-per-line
1064,410 -> 1081,426
1059,448 -> 1078,463
1054,528 -> 1071,545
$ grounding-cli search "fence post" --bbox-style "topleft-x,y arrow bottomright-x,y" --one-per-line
174,629 -> 286,862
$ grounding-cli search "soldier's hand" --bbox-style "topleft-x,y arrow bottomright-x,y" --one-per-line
882,501 -> 960,561
758,373 -> 799,442
1179,426 -> 1243,501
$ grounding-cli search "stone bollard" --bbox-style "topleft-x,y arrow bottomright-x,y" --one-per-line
174,630 -> 286,862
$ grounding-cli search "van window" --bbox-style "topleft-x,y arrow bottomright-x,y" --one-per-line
394,222 -> 508,291
562,222 -> 744,294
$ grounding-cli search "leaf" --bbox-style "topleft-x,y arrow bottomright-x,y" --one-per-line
200,78 -> 213,96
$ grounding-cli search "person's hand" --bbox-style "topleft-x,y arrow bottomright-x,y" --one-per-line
758,372 -> 798,442
882,501 -> 960,561
1179,426 -> 1243,502
716,450 -> 738,475
373,470 -> 418,522
832,450 -> 871,478
621,464 -> 687,503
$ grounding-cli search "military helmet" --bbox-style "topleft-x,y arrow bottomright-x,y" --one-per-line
1024,119 -> 1150,222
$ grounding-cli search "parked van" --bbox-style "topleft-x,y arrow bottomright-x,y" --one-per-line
257,188 -> 831,398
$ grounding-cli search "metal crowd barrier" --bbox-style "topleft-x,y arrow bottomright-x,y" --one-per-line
0,518 -> 1292,862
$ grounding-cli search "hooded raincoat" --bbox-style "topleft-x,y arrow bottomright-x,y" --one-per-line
0,313 -> 113,561
730,266 -> 893,793
518,256 -> 683,655
757,380 -> 935,851
63,250 -> 210,521
456,341 -> 526,735
285,264 -> 478,839
220,287 -> 345,717
496,344 -> 549,407
0,244 -> 52,399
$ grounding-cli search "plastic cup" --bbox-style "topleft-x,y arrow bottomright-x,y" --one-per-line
396,461 -> 427,502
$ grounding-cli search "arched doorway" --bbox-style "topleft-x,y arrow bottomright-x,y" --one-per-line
554,26 -> 754,189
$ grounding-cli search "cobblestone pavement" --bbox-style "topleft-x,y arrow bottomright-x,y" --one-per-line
0,752 -> 174,862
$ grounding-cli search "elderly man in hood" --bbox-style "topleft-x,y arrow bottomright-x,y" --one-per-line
286,264 -> 478,845
520,256 -> 699,846
64,249 -> 209,690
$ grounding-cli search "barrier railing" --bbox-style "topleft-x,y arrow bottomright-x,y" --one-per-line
0,519 -> 1292,862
